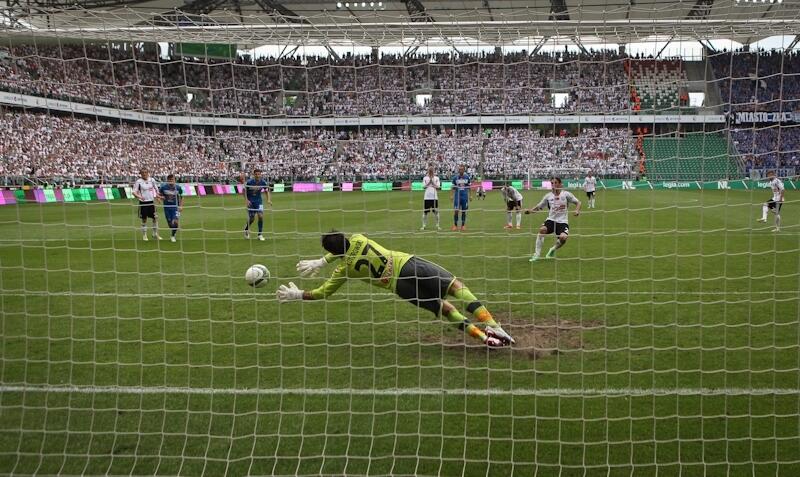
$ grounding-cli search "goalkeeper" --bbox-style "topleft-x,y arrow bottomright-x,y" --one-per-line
277,231 -> 515,347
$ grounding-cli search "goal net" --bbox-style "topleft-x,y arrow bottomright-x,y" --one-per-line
1,3 -> 799,475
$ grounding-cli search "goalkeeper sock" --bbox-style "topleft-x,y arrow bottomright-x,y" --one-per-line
775,214 -> 781,229
141,223 -> 147,234
152,222 -> 158,236
257,219 -> 264,234
506,211 -> 512,225
553,238 -> 565,250
453,212 -> 459,226
443,308 -> 487,342
435,211 -> 440,227
461,211 -> 466,226
422,212 -> 427,227
515,211 -> 522,227
762,204 -> 768,220
452,287 -> 498,327
535,235 -> 545,255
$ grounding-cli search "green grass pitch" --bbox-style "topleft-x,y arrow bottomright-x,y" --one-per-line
0,188 -> 799,476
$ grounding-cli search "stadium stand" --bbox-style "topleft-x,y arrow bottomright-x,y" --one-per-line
733,126 -> 800,175
0,45 -> 631,115
642,133 -> 738,180
627,59 -> 690,113
711,49 -> 800,112
0,110 -> 637,183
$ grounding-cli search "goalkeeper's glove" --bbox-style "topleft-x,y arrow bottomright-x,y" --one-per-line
277,282 -> 304,302
296,257 -> 327,277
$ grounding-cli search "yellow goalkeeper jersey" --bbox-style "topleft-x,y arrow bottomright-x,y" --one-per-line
309,234 -> 413,299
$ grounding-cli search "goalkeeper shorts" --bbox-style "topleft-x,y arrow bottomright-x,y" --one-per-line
395,256 -> 456,316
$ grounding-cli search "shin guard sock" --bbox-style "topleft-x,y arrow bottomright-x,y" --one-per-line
443,308 -> 486,342
535,235 -> 545,255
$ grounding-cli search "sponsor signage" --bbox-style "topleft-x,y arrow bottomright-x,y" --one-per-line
734,111 -> 800,124
0,91 -> 726,128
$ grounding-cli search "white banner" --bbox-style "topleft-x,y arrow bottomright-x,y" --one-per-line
734,111 -> 800,124
0,91 -> 727,127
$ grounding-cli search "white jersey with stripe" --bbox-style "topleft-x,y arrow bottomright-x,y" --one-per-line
134,178 -> 158,202
422,175 -> 440,200
535,190 -> 579,224
770,177 -> 784,202
501,186 -> 523,202
583,176 -> 597,192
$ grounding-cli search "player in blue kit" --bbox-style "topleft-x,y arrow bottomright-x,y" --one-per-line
244,169 -> 272,241
159,174 -> 183,242
451,164 -> 472,231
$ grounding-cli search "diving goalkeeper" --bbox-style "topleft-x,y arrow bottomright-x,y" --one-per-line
277,231 -> 515,347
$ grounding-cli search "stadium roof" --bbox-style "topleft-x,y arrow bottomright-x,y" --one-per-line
1,0 -> 798,47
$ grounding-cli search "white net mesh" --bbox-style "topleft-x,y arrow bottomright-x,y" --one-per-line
1,4 -> 799,475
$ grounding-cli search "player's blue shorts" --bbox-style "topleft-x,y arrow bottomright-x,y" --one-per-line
164,206 -> 179,223
248,202 -> 264,217
453,194 -> 469,210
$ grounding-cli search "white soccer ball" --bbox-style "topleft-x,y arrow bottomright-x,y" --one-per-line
245,264 -> 270,288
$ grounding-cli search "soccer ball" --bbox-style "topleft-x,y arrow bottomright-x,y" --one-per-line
245,264 -> 270,288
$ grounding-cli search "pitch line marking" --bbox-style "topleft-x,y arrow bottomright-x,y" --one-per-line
1,384 -> 798,397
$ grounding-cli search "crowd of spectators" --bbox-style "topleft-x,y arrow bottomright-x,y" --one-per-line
0,111 -> 638,182
712,49 -> 800,113
733,126 -> 800,176
336,127 -> 635,180
0,44 -> 630,116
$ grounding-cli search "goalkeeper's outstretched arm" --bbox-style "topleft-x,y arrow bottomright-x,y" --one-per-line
277,262 -> 347,302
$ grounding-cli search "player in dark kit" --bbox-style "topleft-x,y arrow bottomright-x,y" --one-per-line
159,174 -> 183,242
451,165 -> 472,231
243,169 -> 272,241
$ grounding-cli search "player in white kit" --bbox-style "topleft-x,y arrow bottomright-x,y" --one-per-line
525,177 -> 581,261
757,170 -> 785,232
421,166 -> 441,230
583,172 -> 597,209
500,185 -> 523,229
132,168 -> 162,241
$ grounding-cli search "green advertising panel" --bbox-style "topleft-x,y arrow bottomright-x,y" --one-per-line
273,184 -> 285,193
362,182 -> 394,192
13,190 -> 25,202
511,181 -> 524,189
441,182 -> 453,191
411,181 -> 424,191
111,188 -> 121,199
322,183 -> 334,192
174,43 -> 235,59
62,189 -> 75,202
43,189 -> 56,202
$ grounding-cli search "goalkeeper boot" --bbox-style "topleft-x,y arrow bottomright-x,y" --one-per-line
244,229 -> 250,239
142,234 -> 148,242
529,254 -> 539,262
757,218 -> 767,223
451,225 -> 458,231
486,326 -> 515,345
504,224 -> 513,229
485,336 -> 507,348
545,247 -> 556,259
258,234 -> 265,241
